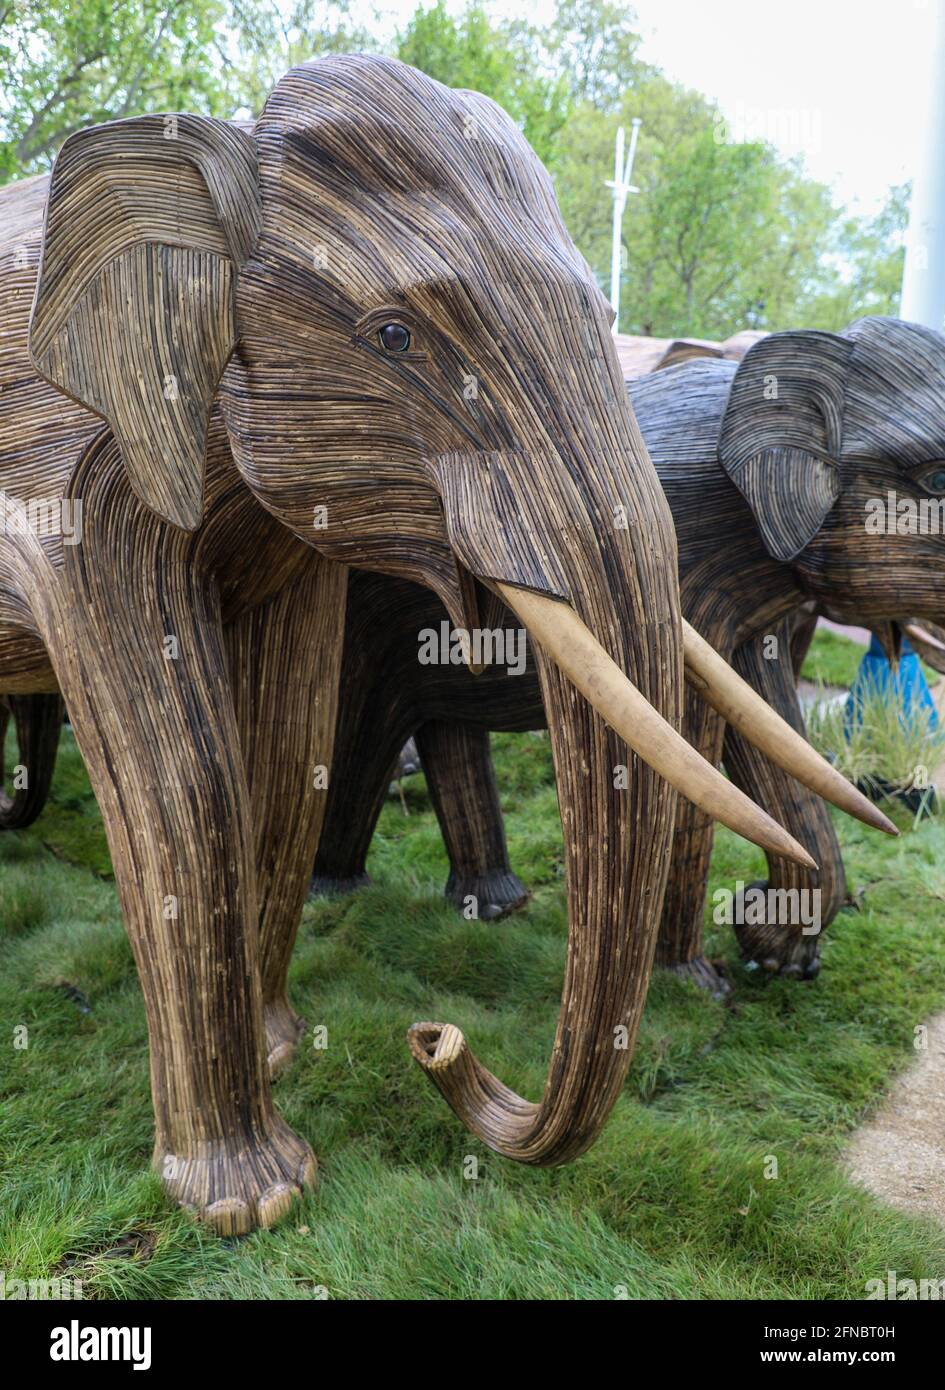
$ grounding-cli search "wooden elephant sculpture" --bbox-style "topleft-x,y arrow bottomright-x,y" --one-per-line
2,54 -> 844,1233
315,318 -> 944,996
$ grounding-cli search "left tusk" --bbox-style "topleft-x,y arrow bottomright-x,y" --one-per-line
682,620 -> 897,836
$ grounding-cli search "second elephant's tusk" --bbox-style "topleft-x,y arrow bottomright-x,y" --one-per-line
682,620 -> 897,836
495,583 -> 817,869
903,621 -> 945,654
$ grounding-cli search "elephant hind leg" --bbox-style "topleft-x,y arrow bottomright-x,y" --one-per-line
415,720 -> 528,921
0,693 -> 64,829
310,723 -> 404,898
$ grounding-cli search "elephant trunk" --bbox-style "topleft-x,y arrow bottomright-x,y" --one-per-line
409,443 -> 692,1163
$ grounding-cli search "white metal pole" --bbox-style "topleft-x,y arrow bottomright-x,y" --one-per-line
900,0 -> 945,328
609,125 -> 626,331
607,118 -> 641,335
625,117 -> 642,187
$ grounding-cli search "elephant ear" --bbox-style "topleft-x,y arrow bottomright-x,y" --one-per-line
718,330 -> 853,562
29,115 -> 260,529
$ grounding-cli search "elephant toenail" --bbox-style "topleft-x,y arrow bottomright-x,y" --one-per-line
203,1197 -> 253,1237
257,1183 -> 299,1229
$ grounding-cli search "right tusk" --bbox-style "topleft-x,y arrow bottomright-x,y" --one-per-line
682,620 -> 897,837
496,583 -> 817,870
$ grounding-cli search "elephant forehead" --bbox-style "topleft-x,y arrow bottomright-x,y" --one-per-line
841,316 -> 945,466
254,54 -> 571,249
249,151 -> 595,330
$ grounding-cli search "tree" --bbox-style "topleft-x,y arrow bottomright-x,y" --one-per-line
396,2 -> 570,167
0,0 -> 907,340
231,0 -> 375,120
547,0 -> 652,110
801,184 -> 908,330
0,0 -> 369,184
553,72 -> 842,337
0,1 -> 231,181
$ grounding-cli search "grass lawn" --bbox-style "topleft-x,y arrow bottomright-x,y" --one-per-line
800,628 -> 867,688
2,724 -> 945,1300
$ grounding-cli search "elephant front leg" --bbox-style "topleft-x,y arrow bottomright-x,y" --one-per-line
40,506 -> 314,1235
655,684 -> 729,996
415,720 -> 528,920
722,623 -> 845,979
225,553 -> 348,1077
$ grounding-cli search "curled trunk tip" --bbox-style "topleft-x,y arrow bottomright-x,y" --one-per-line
408,1022 -> 466,1071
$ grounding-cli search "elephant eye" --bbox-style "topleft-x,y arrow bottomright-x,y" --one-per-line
379,322 -> 411,353
921,465 -> 945,493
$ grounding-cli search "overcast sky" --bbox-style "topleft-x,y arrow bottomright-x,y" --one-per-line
367,0 -> 939,214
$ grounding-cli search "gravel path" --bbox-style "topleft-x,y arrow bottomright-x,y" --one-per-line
846,1012 -> 945,1223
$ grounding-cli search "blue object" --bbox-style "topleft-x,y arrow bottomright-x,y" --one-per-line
844,634 -> 939,735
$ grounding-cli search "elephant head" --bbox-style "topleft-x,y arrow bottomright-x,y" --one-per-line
28,55 -> 845,1166
719,315 -> 945,629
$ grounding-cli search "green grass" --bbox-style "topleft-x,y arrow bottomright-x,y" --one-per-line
801,626 -> 941,691
800,628 -> 866,688
2,724 -> 945,1299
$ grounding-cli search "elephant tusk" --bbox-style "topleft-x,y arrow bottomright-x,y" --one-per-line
495,582 -> 817,869
903,621 -> 945,654
681,620 -> 897,837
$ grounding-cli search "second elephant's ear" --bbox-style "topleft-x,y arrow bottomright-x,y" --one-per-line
30,115 -> 260,529
718,330 -> 853,562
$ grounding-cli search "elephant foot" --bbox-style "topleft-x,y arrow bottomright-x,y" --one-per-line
659,954 -> 731,1000
734,882 -> 821,979
309,870 -> 370,900
445,867 -> 530,921
265,997 -> 307,1078
156,1116 -> 316,1237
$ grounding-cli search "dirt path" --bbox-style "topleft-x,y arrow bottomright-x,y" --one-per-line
846,1012 -> 945,1223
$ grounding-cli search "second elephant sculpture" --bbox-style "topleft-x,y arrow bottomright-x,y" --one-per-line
314,315 -> 944,993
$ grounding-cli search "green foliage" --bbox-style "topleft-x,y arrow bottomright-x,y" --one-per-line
1,0 -> 908,341
803,183 -> 909,331
544,0 -> 653,111
800,630 -> 868,689
0,1 -> 372,182
807,676 -> 945,797
228,0 -> 376,124
554,72 -> 845,337
0,0 -> 231,179
4,722 -> 945,1298
396,2 -> 570,166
